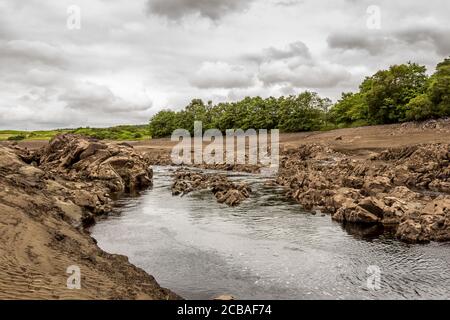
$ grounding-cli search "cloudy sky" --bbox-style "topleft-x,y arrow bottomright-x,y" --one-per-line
0,0 -> 449,129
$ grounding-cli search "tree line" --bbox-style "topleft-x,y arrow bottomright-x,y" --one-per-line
149,57 -> 450,138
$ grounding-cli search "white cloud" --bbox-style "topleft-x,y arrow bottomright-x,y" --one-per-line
190,62 -> 255,89
0,0 -> 449,129
60,82 -> 151,113
258,59 -> 351,88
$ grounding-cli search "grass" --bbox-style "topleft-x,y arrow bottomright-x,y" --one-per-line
0,125 -> 151,141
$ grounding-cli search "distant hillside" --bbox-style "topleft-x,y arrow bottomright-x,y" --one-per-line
0,125 -> 150,141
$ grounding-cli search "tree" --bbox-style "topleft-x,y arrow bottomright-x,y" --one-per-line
428,57 -> 450,117
148,110 -> 178,138
278,92 -> 324,132
405,94 -> 435,121
329,92 -> 366,125
361,62 -> 428,124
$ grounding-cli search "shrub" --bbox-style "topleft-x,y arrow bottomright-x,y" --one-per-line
7,134 -> 26,141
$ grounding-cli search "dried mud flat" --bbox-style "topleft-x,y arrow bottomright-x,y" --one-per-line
0,119 -> 450,299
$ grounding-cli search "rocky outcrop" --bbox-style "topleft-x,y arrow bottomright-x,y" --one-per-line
172,169 -> 251,206
0,135 -> 179,299
144,151 -> 261,174
277,143 -> 450,243
37,134 -> 153,194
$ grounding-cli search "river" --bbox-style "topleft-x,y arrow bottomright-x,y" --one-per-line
91,166 -> 450,300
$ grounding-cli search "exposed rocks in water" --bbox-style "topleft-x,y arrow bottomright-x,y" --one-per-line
277,143 -> 450,243
0,134 -> 179,299
172,169 -> 251,206
144,151 -> 261,173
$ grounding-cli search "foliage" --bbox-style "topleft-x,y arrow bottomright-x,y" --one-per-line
405,94 -> 435,121
149,58 -> 450,137
428,57 -> 450,117
71,125 -> 150,140
329,57 -> 450,126
148,92 -> 331,137
7,134 -> 26,141
2,59 -> 449,141
361,62 -> 428,124
0,125 -> 149,141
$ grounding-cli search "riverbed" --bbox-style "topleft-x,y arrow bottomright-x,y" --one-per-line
91,166 -> 450,300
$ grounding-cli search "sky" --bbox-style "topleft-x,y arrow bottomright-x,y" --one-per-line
0,0 -> 449,130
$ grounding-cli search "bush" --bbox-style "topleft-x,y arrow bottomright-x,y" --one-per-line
7,134 -> 26,141
405,94 -> 435,121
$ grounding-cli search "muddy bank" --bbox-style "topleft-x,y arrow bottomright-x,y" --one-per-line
0,134 -> 179,299
276,143 -> 450,243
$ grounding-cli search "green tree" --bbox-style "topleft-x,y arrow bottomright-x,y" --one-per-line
428,57 -> 450,117
278,92 -> 324,132
148,110 -> 178,138
330,92 -> 368,126
405,94 -> 435,121
361,62 -> 428,124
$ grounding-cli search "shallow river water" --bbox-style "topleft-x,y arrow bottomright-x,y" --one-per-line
91,166 -> 450,300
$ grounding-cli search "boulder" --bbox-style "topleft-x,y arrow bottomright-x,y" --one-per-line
171,169 -> 251,206
37,134 -> 152,193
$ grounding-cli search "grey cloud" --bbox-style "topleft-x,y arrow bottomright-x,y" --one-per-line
244,41 -> 311,64
327,27 -> 450,57
1,0 -> 449,129
190,61 -> 255,89
60,82 -> 152,114
396,28 -> 450,56
0,40 -> 67,67
263,41 -> 311,61
146,0 -> 254,20
327,33 -> 392,55
258,61 -> 351,88
255,42 -> 351,89
274,0 -> 303,7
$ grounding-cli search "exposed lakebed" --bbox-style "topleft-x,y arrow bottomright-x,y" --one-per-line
91,166 -> 450,300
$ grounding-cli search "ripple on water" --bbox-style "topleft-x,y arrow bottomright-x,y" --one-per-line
92,166 -> 450,300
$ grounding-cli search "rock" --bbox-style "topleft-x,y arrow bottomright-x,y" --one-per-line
357,197 -> 385,217
362,176 -> 392,195
396,220 -> 430,243
333,204 -> 381,224
0,141 -> 180,299
171,169 -> 251,206
214,295 -> 235,300
342,176 -> 364,189
429,180 -> 450,194
38,134 -> 152,193
276,142 -> 450,243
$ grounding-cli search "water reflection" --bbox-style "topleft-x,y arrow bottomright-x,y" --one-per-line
91,166 -> 450,300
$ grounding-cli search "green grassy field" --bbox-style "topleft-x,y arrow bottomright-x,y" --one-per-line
0,125 -> 151,141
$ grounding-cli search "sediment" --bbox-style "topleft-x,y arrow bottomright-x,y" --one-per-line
0,134 -> 180,299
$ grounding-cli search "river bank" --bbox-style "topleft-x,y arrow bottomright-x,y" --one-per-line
0,119 -> 449,299
92,166 -> 450,299
0,134 -> 180,299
